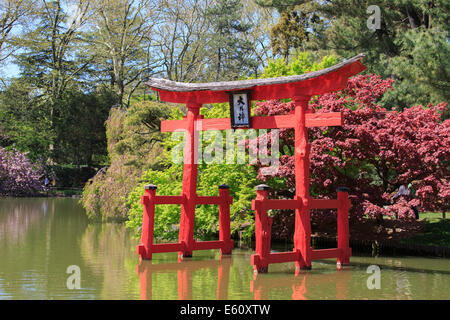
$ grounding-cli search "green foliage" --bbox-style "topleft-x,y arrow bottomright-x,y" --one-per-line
126,165 -> 183,239
256,0 -> 305,12
81,100 -> 173,221
205,0 -> 258,81
47,165 -> 97,189
0,77 -> 117,166
314,0 -> 450,109
255,0 -> 450,109
125,161 -> 258,241
270,8 -> 306,61
111,100 -> 172,169
52,88 -> 118,166
381,27 -> 450,108
261,51 -> 338,78
0,78 -> 52,162
404,218 -> 450,247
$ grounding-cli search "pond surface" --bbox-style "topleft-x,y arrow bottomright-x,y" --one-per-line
0,197 -> 449,300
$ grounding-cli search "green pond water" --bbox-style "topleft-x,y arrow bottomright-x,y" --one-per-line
0,197 -> 449,300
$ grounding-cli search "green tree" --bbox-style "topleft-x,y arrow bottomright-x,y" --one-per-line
318,0 -> 449,108
86,0 -> 158,107
260,51 -> 338,78
81,100 -> 173,221
270,8 -> 305,62
0,77 -> 52,161
256,0 -> 304,12
256,0 -> 450,109
205,0 -> 257,81
153,0 -> 213,82
51,87 -> 118,167
13,0 -> 94,163
0,0 -> 36,64
15,0 -> 93,102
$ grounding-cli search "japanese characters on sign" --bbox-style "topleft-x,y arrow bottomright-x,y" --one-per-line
229,91 -> 251,128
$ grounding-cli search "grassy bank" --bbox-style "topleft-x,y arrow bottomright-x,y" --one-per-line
402,212 -> 450,247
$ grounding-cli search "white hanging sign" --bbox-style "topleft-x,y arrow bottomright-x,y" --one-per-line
229,91 -> 251,128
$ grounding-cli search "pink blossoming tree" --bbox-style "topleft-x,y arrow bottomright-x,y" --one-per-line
0,146 -> 47,196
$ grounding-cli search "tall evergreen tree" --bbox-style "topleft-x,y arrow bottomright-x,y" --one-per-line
13,0 -> 93,163
270,8 -> 305,62
206,0 -> 257,81
256,0 -> 450,109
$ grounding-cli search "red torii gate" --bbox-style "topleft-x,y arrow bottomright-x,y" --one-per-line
136,53 -> 366,273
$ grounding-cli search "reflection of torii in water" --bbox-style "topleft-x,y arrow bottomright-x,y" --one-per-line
250,267 -> 352,300
136,255 -> 232,300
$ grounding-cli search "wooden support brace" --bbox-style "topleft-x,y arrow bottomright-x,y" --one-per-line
252,199 -> 300,211
153,195 -> 186,205
151,242 -> 186,253
196,195 -> 233,205
193,240 -> 233,251
311,248 -> 343,260
309,199 -> 340,209
161,113 -> 343,132
252,251 -> 301,266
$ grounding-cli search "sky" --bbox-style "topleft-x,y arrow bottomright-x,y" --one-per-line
1,63 -> 20,79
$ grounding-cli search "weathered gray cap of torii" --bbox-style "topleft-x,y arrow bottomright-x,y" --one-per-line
145,53 -> 366,93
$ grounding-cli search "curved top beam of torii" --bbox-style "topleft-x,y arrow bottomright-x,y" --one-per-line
146,53 -> 366,105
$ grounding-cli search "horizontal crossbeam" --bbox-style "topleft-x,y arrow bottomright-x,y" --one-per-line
251,197 -> 344,211
151,242 -> 185,253
193,240 -> 234,251
309,199 -> 340,209
141,195 -> 233,206
251,251 -> 301,266
161,113 -> 343,132
138,240 -> 234,255
252,199 -> 300,211
311,248 -> 343,260
196,196 -> 233,205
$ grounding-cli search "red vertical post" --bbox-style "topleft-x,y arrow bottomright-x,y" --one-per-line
337,188 -> 351,266
293,95 -> 312,270
179,103 -> 201,258
219,184 -> 233,254
252,184 -> 271,273
137,184 -> 157,260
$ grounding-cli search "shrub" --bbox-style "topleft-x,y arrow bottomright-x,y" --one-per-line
80,101 -> 172,221
0,147 -> 46,196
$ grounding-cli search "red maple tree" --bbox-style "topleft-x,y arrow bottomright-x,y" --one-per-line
252,74 -> 449,235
